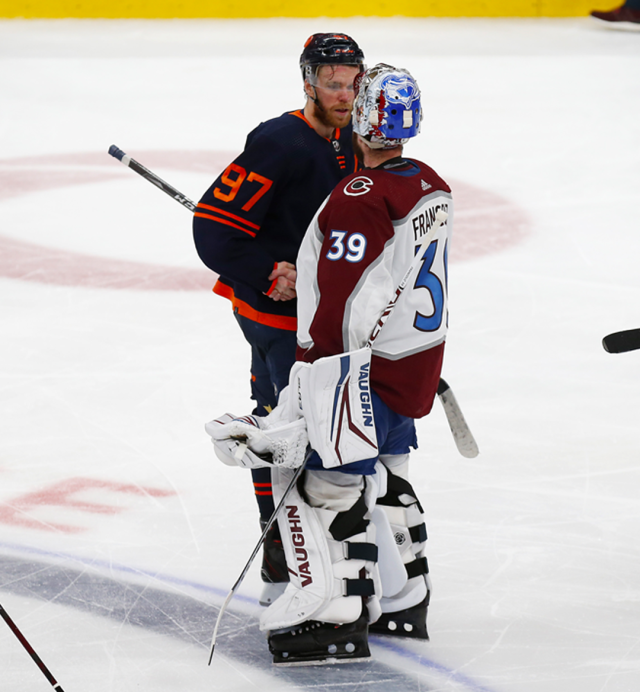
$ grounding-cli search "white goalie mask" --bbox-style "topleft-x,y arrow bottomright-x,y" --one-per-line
352,63 -> 423,150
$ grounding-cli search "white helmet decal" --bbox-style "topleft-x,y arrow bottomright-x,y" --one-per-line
383,75 -> 420,108
352,63 -> 423,150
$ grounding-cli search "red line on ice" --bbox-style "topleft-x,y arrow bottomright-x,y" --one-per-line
0,476 -> 176,533
0,151 -> 530,290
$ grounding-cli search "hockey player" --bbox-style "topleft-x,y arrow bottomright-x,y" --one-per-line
208,63 -> 453,665
193,34 -> 365,605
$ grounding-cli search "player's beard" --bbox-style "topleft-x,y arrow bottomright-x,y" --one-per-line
311,98 -> 352,131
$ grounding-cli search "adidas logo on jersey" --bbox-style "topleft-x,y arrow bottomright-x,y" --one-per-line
421,179 -> 432,191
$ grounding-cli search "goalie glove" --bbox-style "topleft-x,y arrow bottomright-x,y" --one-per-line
205,413 -> 309,470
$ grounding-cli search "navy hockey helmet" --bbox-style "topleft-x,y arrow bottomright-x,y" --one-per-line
299,33 -> 365,83
353,63 -> 423,150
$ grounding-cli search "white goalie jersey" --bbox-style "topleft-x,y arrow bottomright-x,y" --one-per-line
295,157 -> 453,419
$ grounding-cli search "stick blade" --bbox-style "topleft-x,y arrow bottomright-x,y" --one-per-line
602,328 -> 640,354
437,379 -> 479,458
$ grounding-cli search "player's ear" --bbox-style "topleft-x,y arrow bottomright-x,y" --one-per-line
303,79 -> 315,100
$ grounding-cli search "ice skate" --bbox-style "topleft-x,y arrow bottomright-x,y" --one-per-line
268,610 -> 370,666
371,459 -> 431,639
369,593 -> 430,640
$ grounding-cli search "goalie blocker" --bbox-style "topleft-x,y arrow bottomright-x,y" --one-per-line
208,346 -> 378,472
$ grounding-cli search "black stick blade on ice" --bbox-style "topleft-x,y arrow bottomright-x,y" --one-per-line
602,328 -> 640,354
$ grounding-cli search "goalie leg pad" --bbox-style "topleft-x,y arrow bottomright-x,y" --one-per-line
261,469 -> 380,635
369,454 -> 430,640
371,506 -> 409,598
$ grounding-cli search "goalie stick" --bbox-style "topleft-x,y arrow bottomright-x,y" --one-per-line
437,378 -> 479,458
0,603 -> 65,692
602,328 -> 640,354
106,145 -> 478,457
208,456 -> 309,664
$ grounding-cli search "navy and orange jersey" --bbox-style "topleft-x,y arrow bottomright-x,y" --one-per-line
193,110 -> 358,331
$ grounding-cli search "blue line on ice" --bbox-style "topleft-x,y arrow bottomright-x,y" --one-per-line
1,539 -> 500,692
371,637 -> 497,692
0,539 -> 254,604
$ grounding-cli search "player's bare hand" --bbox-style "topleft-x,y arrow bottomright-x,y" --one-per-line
268,261 -> 297,301
269,261 -> 297,286
270,277 -> 297,301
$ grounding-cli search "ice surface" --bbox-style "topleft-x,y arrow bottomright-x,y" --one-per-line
1,17 -> 639,692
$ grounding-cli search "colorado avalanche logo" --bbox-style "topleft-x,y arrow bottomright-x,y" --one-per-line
381,74 -> 420,108
344,176 -> 373,196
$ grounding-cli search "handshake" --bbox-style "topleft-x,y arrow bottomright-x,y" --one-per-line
267,261 -> 297,302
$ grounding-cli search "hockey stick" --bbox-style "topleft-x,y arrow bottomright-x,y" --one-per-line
208,456 -> 309,664
108,145 -> 197,211
0,603 -> 65,692
437,378 -> 479,458
441,381 -> 477,457
106,147 -> 477,457
602,328 -> 640,354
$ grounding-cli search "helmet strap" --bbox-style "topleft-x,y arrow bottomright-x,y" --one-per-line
304,70 -> 322,108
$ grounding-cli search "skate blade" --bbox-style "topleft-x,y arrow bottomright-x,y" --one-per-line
273,654 -> 371,667
369,628 -> 429,641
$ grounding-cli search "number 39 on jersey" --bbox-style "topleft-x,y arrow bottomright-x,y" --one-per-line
326,230 -> 367,263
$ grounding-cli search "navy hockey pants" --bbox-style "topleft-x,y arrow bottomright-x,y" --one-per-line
234,312 -> 298,415
234,312 -> 297,521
